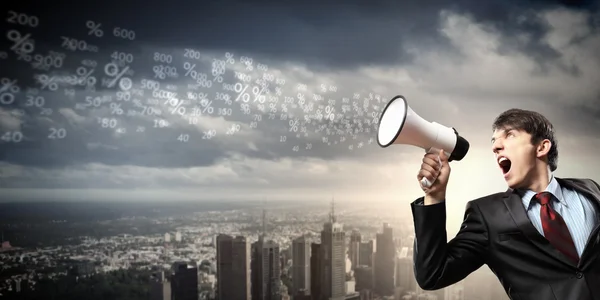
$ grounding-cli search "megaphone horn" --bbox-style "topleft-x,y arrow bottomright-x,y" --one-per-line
376,95 -> 470,187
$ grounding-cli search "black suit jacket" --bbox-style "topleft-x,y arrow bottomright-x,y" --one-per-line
410,178 -> 600,300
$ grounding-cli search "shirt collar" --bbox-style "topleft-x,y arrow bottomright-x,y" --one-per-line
518,175 -> 566,210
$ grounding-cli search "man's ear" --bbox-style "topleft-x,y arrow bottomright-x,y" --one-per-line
536,139 -> 551,158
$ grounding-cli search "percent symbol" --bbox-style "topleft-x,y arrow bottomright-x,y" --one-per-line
153,65 -> 166,79
225,52 -> 235,64
0,78 -> 20,105
199,99 -> 214,114
76,66 -> 97,86
240,56 -> 253,70
183,62 -> 198,79
289,120 -> 299,132
252,86 -> 266,103
226,124 -> 241,135
104,62 -> 132,90
37,75 -> 58,91
86,20 -> 104,37
212,70 -> 223,83
7,30 -> 34,53
216,93 -> 232,105
165,98 -> 186,115
268,103 -> 277,113
110,103 -> 123,115
325,105 -> 335,121
233,83 -> 265,103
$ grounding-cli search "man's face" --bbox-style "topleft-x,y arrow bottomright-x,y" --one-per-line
491,128 -> 537,189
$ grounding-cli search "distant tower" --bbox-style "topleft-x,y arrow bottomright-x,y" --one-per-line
150,271 -> 171,300
171,263 -> 198,300
175,232 -> 182,242
252,209 -> 282,300
262,208 -> 267,239
375,223 -> 396,296
292,235 -> 311,297
216,234 -> 251,300
164,233 -> 171,243
349,230 -> 361,271
319,197 -> 345,300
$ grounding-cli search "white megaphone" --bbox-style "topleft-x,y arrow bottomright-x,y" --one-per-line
377,95 -> 470,188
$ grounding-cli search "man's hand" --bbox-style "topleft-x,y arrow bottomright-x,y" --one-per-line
417,149 -> 451,205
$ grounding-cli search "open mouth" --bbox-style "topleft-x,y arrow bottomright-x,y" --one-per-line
498,156 -> 512,175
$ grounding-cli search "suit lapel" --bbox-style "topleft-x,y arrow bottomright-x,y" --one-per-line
556,178 -> 600,209
502,191 -> 575,267
556,178 -> 600,266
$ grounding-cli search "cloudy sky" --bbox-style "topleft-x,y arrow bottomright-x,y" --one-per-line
1,0 -> 599,225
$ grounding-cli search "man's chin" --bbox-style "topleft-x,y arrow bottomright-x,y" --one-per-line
505,177 -> 524,190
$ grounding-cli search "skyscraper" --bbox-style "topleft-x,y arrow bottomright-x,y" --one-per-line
374,223 -> 396,296
216,234 -> 251,300
252,209 -> 282,300
358,240 -> 375,267
171,263 -> 199,300
292,235 -> 311,297
252,238 -> 282,300
348,230 -> 361,271
310,243 -> 322,300
150,271 -> 171,300
319,199 -> 346,300
396,246 -> 417,294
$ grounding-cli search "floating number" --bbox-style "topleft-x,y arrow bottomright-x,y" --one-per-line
6,11 -> 39,27
48,128 -> 67,139
183,49 -> 202,59
100,118 -> 117,128
111,51 -> 134,63
177,134 -> 189,142
1,131 -> 23,143
153,52 -> 172,63
25,95 -> 45,107
112,27 -> 136,40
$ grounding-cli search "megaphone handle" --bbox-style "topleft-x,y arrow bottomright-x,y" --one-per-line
420,147 -> 444,188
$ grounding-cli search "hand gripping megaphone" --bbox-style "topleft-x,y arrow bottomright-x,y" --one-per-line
376,95 -> 470,188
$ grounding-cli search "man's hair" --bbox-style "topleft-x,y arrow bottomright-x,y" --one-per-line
492,108 -> 558,171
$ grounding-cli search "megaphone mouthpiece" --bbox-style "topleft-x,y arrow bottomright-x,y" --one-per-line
376,95 -> 470,162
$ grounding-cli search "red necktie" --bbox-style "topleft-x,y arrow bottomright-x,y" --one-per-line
535,192 -> 579,264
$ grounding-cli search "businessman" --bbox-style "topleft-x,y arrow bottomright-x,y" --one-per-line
411,108 -> 600,300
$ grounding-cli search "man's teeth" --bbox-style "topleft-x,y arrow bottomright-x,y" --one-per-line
499,157 -> 508,164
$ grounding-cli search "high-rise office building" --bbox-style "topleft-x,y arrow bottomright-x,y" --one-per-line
292,235 -> 311,297
150,271 -> 171,300
354,266 -> 374,292
171,263 -> 199,300
216,234 -> 251,300
252,238 -> 282,300
358,240 -> 375,267
318,199 -> 346,300
374,223 -> 396,296
310,243 -> 322,300
349,230 -> 361,271
252,209 -> 282,300
396,247 -> 417,294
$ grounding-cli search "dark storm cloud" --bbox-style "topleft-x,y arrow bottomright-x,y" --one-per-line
1,0 -> 599,189
0,36 -> 385,169
6,0 -> 598,70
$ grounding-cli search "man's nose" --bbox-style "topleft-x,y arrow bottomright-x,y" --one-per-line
492,140 -> 503,153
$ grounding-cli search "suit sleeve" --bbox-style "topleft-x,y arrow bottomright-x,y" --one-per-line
410,198 -> 489,290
